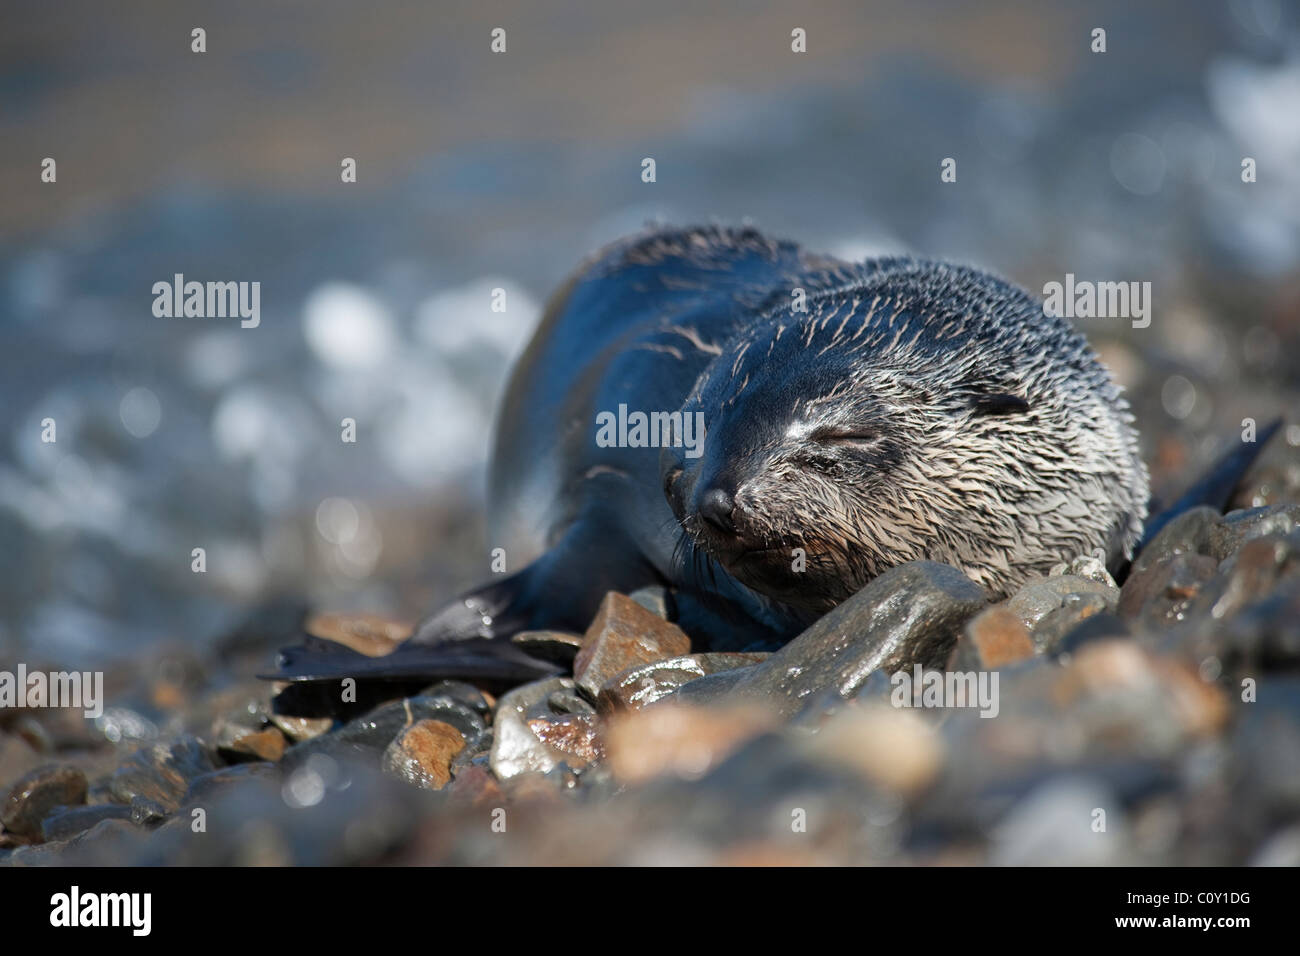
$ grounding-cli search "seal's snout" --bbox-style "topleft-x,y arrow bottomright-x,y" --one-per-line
697,487 -> 736,534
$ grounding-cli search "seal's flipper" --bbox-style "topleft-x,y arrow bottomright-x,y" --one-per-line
260,633 -> 561,684
261,517 -> 660,686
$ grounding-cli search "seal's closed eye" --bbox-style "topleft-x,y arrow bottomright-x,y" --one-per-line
809,425 -> 878,445
970,393 -> 1030,416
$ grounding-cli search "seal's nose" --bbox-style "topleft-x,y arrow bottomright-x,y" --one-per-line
698,487 -> 736,534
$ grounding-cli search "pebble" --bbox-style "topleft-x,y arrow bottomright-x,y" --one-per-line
1006,574 -> 1118,632
7,818 -> 145,866
509,630 -> 584,667
1049,554 -> 1117,586
303,612 -> 413,657
1118,551 -> 1219,624
2,765 -> 88,837
39,803 -> 133,842
948,605 -> 1034,670
282,693 -> 486,774
445,763 -> 503,806
1207,504 -> 1300,562
268,712 -> 334,743
525,714 -> 603,769
604,702 -> 778,785
382,719 -> 466,789
180,762 -> 280,809
628,586 -> 671,619
572,592 -> 692,700
990,777 -> 1126,866
805,703 -> 944,796
1055,639 -> 1230,744
449,728 -> 493,778
99,736 -> 218,813
490,677 -> 595,779
129,795 -> 170,826
417,680 -> 495,717
596,653 -> 767,713
1030,592 -> 1112,654
1232,462 -> 1300,512
1129,506 -> 1219,576
674,562 -> 988,718
1054,612 -> 1132,658
222,728 -> 288,763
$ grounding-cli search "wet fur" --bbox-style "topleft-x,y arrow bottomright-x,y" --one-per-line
665,254 -> 1149,612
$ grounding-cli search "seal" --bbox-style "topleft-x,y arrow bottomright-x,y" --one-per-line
266,224 -> 1223,686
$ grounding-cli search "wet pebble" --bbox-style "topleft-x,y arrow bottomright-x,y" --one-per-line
948,605 -> 1035,670
382,719 -> 466,790
1118,550 -> 1219,624
99,736 -> 217,813
509,630 -> 584,667
572,592 -> 692,700
268,712 -> 334,743
304,612 -> 413,657
596,653 -> 767,713
1031,592 -> 1112,654
628,585 -> 671,618
525,714 -> 603,769
1049,554 -> 1117,586
129,795 -> 169,826
1207,504 -> 1300,561
180,762 -> 279,810
674,562 -> 988,718
1130,506 -> 1219,576
39,803 -> 133,842
282,692 -> 486,773
2,765 -> 88,837
221,727 -> 288,763
805,702 -> 945,796
490,677 -> 594,780
604,702 -> 778,786
1007,574 -> 1118,632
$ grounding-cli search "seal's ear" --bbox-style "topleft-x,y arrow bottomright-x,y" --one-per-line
971,393 -> 1030,416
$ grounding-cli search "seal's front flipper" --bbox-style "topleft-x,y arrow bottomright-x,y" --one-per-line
260,519 -> 660,687
261,632 -> 561,684
259,570 -> 572,687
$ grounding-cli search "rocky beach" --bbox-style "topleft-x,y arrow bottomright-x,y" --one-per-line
3,427 -> 1299,864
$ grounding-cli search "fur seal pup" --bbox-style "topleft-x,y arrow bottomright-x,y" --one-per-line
266,225 -> 1264,687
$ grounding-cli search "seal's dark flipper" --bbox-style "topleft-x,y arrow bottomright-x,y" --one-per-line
1116,418 -> 1283,582
259,570 -> 577,687
260,518 -> 660,686
259,633 -> 562,684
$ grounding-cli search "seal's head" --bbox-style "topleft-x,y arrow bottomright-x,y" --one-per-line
662,259 -> 1148,614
